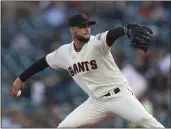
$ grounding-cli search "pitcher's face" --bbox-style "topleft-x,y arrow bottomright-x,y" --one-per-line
70,24 -> 91,43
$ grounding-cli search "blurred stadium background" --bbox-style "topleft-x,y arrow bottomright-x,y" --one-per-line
1,1 -> 171,128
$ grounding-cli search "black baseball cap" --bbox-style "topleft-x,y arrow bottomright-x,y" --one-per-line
69,13 -> 96,27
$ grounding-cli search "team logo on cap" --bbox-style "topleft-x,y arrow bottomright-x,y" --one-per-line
81,13 -> 88,19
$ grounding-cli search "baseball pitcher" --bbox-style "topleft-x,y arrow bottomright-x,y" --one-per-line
12,13 -> 164,128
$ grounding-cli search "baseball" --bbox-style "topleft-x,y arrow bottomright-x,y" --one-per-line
17,90 -> 21,97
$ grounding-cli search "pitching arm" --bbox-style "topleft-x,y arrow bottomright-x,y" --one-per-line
18,56 -> 49,82
12,47 -> 64,97
19,45 -> 66,82
12,56 -> 49,96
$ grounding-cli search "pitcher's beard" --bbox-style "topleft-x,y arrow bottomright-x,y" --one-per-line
77,35 -> 90,43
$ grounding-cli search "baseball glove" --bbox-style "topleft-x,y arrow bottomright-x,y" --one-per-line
126,24 -> 153,53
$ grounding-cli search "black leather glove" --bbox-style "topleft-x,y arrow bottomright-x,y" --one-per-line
125,23 -> 153,53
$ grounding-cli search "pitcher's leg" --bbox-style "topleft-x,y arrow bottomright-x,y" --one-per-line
106,94 -> 164,128
58,97 -> 108,128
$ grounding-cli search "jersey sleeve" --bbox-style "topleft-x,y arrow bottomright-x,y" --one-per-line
94,31 -> 112,54
45,47 -> 66,69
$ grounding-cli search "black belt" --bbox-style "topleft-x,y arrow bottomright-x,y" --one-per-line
103,88 -> 120,97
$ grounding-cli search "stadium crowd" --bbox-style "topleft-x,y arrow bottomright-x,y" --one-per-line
1,1 -> 171,128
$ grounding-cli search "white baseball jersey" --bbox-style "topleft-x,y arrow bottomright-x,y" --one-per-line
46,31 -> 128,98
46,31 -> 164,128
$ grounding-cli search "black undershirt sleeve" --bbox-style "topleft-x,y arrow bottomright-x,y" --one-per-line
106,27 -> 126,47
19,56 -> 49,82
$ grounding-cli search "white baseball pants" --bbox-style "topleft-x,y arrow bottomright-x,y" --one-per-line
58,86 -> 164,128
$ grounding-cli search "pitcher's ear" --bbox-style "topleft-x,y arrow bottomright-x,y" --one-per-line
70,27 -> 74,33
